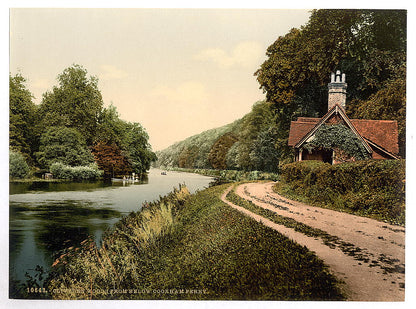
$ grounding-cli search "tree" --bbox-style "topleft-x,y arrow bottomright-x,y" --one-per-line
236,101 -> 275,170
95,104 -> 156,174
255,9 -> 406,162
349,71 -> 406,157
10,150 -> 30,179
208,132 -> 238,170
250,127 -> 280,173
91,142 -> 132,177
9,74 -> 38,161
38,64 -> 103,145
123,122 -> 157,174
95,104 -> 127,146
35,126 -> 94,169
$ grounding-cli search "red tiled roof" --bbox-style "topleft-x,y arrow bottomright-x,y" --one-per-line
288,117 -> 399,155
350,119 -> 399,155
287,119 -> 318,146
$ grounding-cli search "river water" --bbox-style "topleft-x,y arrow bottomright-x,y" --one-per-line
9,168 -> 213,288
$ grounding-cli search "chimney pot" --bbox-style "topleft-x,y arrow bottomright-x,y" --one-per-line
328,70 -> 347,111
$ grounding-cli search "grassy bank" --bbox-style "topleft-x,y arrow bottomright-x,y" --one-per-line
44,184 -> 343,300
275,160 -> 405,226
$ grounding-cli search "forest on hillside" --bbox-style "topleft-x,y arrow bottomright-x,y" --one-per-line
10,65 -> 156,179
155,9 -> 406,172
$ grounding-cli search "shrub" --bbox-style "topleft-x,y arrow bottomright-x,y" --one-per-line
50,162 -> 103,180
9,150 -> 30,179
277,160 -> 405,225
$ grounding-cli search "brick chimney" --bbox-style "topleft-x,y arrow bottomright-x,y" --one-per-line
328,70 -> 347,111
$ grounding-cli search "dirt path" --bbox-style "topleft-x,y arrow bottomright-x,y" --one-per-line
221,183 -> 405,301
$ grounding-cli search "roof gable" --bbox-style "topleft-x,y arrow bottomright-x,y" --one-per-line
287,107 -> 400,156
294,104 -> 373,153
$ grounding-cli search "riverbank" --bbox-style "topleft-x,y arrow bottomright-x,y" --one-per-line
41,183 -> 343,300
9,177 -> 72,183
161,167 -> 279,183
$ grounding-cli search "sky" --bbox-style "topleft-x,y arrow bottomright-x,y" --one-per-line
9,8 -> 312,151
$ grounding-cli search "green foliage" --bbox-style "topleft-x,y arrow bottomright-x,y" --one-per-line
95,104 -> 128,146
9,150 -> 30,179
155,118 -> 243,169
9,67 -> 155,177
208,133 -> 238,170
255,9 -> 406,162
94,104 -> 156,175
348,67 -> 406,157
250,126 -> 280,172
235,101 -> 276,170
35,126 -> 94,169
123,122 -> 157,174
50,162 -> 103,180
155,101 -> 280,173
46,185 -> 343,300
9,74 -> 38,161
38,64 -> 104,145
304,124 -> 370,160
277,160 -> 405,225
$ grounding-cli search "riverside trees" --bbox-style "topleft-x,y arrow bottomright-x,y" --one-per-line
9,64 -> 156,179
255,9 -> 406,161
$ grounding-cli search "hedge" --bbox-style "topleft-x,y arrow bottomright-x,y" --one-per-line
277,160 -> 405,225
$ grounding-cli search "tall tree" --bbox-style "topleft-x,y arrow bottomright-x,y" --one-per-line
255,9 -> 406,161
91,142 -> 132,177
123,122 -> 157,174
38,64 -> 104,145
9,74 -> 38,161
236,101 -> 275,170
35,126 -> 94,169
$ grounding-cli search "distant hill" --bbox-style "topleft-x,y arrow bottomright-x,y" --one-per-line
154,117 -> 243,169
154,100 -> 280,173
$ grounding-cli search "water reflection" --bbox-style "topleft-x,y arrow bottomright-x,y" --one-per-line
10,175 -> 149,195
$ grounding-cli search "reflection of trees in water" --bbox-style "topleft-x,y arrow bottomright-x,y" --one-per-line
10,181 -> 112,195
9,229 -> 24,263
32,200 -> 123,257
9,199 -> 123,299
10,178 -> 149,194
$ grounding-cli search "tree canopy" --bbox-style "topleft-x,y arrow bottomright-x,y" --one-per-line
9,74 -> 38,160
255,9 -> 406,160
38,64 -> 104,145
35,126 -> 94,169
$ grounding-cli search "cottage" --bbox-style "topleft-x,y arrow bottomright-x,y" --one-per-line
288,71 -> 400,164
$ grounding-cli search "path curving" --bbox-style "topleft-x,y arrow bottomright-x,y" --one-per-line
220,182 -> 405,301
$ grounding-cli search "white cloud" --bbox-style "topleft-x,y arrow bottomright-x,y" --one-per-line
150,81 -> 209,105
99,65 -> 128,80
194,41 -> 263,68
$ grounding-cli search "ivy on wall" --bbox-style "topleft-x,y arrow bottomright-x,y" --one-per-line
303,124 -> 370,160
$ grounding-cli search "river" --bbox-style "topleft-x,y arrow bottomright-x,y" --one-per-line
9,168 -> 214,291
